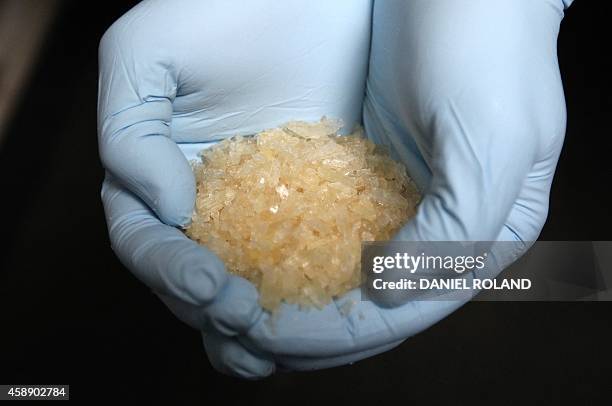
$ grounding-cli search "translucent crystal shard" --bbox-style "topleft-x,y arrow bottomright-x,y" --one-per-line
186,118 -> 421,311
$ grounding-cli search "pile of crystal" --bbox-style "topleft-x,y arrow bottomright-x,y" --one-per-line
185,118 -> 420,311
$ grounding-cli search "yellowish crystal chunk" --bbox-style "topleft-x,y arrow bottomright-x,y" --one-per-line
186,118 -> 420,310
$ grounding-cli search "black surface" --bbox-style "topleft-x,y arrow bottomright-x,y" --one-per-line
0,1 -> 610,403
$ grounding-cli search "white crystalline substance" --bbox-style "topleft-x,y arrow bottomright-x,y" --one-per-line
276,184 -> 289,199
186,118 -> 421,310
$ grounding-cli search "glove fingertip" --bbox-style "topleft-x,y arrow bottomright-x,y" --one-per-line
173,247 -> 229,305
203,333 -> 275,380
151,168 -> 196,228
206,276 -> 262,336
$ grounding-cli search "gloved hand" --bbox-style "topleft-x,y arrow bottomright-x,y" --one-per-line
98,0 -> 572,378
98,0 -> 373,379
238,0 -> 572,370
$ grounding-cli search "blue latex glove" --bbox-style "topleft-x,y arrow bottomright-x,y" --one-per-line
98,0 -> 373,379
240,0 -> 572,370
98,0 -> 572,378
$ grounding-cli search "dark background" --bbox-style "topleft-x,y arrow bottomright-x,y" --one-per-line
0,1 -> 610,403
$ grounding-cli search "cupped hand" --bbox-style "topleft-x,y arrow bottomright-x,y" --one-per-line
98,0 -> 373,378
240,0 -> 571,371
99,0 -> 572,377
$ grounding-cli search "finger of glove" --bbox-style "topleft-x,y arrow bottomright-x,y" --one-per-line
203,332 -> 275,380
98,15 -> 194,226
157,275 -> 262,336
101,175 -> 227,307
